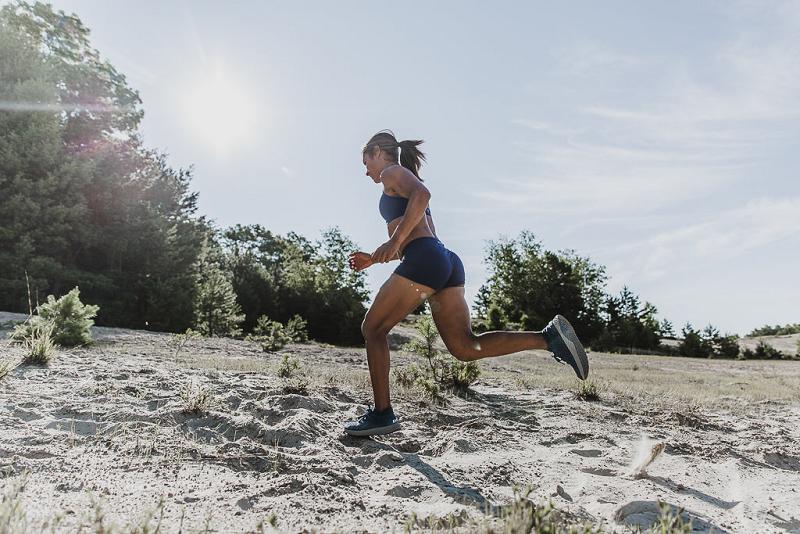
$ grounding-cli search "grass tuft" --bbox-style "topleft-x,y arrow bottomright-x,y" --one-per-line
650,501 -> 693,534
576,379 -> 601,401
179,380 -> 213,414
21,320 -> 56,365
0,359 -> 13,380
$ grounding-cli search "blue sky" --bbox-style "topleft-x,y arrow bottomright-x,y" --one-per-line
39,0 -> 800,335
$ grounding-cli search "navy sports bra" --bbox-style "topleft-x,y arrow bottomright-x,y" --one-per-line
379,192 -> 431,223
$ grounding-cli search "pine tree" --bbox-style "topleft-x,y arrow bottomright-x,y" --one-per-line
193,243 -> 244,337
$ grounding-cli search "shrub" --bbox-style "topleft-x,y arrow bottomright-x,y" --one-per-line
576,379 -> 600,401
10,287 -> 98,347
400,314 -> 481,401
276,354 -> 308,394
754,340 -> 783,359
179,381 -> 213,414
749,323 -> 800,336
715,334 -> 741,359
277,354 -> 301,379
285,314 -> 309,343
394,363 -> 422,388
21,321 -> 57,365
170,328 -> 202,358
450,360 -> 481,392
251,315 -> 291,352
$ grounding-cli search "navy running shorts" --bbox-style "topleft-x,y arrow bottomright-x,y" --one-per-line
393,237 -> 465,292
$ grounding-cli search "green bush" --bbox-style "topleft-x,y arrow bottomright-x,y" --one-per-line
285,314 -> 309,343
250,315 -> 291,352
400,315 -> 481,401
276,354 -> 308,394
277,354 -> 300,378
742,340 -> 785,360
450,360 -> 481,392
749,323 -> 800,336
10,287 -> 98,347
193,246 -> 245,337
394,363 -> 422,388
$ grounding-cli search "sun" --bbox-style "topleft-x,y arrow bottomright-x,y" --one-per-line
182,63 -> 258,155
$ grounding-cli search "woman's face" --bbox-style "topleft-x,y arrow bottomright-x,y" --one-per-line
362,147 -> 386,183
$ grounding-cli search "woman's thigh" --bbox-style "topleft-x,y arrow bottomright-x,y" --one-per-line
362,274 -> 435,336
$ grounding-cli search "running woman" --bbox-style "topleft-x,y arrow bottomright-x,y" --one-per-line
344,130 -> 588,437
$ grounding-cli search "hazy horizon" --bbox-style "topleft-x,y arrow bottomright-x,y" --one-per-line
27,0 -> 800,336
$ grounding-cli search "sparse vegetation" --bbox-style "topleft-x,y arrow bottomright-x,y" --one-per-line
170,327 -> 202,357
277,354 -> 309,394
249,315 -> 292,352
741,340 -> 787,360
649,501 -> 693,534
0,359 -> 12,380
20,320 -> 57,365
179,380 -> 213,414
749,322 -> 800,336
677,323 -> 742,359
0,476 -> 29,532
10,287 -> 98,347
398,315 -> 481,403
475,486 -> 600,533
576,379 -> 601,401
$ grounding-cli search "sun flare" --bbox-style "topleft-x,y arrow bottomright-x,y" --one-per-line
182,64 -> 258,154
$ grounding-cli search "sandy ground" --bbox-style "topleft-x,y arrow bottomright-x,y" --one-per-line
1,311 -> 799,533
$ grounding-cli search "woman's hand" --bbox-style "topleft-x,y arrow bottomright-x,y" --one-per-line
348,251 -> 374,271
371,239 -> 401,264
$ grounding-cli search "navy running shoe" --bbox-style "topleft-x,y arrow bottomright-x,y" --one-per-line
343,405 -> 401,437
541,315 -> 589,380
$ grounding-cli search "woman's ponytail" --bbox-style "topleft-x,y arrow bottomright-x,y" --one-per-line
397,139 -> 426,179
363,130 -> 427,181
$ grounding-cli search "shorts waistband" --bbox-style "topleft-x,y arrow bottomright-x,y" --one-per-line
399,236 -> 444,259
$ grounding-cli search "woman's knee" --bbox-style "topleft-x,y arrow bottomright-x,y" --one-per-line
361,316 -> 389,339
446,334 -> 481,361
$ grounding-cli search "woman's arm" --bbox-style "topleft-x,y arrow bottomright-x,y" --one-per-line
383,166 -> 431,247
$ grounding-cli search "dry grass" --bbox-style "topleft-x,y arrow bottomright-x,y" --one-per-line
491,349 -> 800,412
178,380 -> 214,414
20,320 -> 56,365
0,359 -> 13,380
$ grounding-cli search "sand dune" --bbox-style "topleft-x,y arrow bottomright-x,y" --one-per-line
1,311 -> 799,533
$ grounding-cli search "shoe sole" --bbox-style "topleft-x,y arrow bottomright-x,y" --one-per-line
553,315 -> 589,380
344,422 -> 402,437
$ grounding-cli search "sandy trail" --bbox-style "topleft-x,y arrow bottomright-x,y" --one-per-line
1,311 -> 799,533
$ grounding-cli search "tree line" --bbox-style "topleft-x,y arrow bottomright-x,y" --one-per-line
1,2 -> 795,358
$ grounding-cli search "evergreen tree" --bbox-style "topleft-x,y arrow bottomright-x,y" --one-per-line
0,3 -> 207,331
193,241 -> 244,337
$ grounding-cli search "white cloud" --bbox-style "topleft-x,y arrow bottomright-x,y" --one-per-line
605,196 -> 800,286
480,6 -> 799,218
